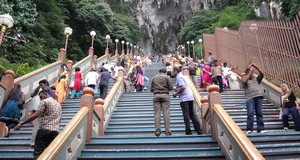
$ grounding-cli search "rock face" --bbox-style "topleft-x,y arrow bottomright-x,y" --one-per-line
135,0 -> 206,54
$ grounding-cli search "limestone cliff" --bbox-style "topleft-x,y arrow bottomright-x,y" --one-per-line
134,0 -> 210,54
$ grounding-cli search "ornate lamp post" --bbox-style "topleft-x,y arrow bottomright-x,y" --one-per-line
191,40 -> 195,59
0,14 -> 14,46
126,42 -> 129,55
187,41 -> 190,58
250,23 -> 265,71
130,43 -> 133,58
115,39 -> 119,56
90,31 -> 96,48
199,38 -> 203,60
64,27 -> 73,52
105,34 -> 110,55
121,40 -> 125,57
134,45 -> 136,56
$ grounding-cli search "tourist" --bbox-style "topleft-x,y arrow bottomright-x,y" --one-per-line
150,68 -> 173,136
70,67 -> 82,99
16,89 -> 62,159
172,67 -> 202,135
280,83 -> 300,131
0,84 -> 24,137
242,63 -> 266,134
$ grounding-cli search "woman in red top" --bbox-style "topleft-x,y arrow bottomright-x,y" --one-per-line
70,67 -> 82,99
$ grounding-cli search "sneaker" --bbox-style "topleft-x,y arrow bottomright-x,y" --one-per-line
143,87 -> 147,90
185,132 -> 192,135
155,129 -> 161,137
284,127 -> 288,131
258,130 -> 267,133
133,89 -> 136,92
246,130 -> 252,134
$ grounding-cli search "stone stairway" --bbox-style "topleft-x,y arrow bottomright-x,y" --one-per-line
0,79 -> 115,159
79,63 -> 225,159
199,88 -> 300,159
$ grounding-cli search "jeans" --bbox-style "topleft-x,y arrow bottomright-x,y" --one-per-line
212,76 -> 223,92
70,90 -> 81,98
99,83 -> 108,99
180,101 -> 202,134
34,129 -> 59,159
246,97 -> 265,132
143,76 -> 149,88
282,106 -> 300,131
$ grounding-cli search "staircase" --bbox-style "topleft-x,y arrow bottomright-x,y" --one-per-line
199,88 -> 300,159
0,79 -> 115,159
79,63 -> 225,160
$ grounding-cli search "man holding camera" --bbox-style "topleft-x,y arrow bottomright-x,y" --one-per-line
242,63 -> 266,134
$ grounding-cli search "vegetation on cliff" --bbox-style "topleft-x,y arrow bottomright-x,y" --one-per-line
0,0 -> 141,77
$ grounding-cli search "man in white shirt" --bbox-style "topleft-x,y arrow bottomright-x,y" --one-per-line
85,68 -> 99,89
113,62 -> 125,79
222,62 -> 231,88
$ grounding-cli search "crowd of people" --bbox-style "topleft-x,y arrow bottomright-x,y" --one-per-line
0,51 -> 299,159
161,52 -> 300,135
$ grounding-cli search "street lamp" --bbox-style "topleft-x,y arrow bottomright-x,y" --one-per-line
121,40 -> 125,56
115,39 -> 119,57
126,42 -> 129,55
187,41 -> 190,58
191,41 -> 195,59
134,45 -> 136,56
64,27 -> 73,52
105,34 -> 110,55
0,14 -> 14,46
199,38 -> 203,60
90,31 -> 96,48
130,43 -> 133,57
250,23 -> 265,71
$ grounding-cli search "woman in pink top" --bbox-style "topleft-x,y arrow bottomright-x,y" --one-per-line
200,61 -> 212,90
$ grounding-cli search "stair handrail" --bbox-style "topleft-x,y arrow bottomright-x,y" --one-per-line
213,103 -> 265,160
183,65 -> 265,159
38,107 -> 89,160
92,65 -> 134,136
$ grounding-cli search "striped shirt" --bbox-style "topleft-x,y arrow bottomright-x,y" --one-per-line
37,97 -> 62,131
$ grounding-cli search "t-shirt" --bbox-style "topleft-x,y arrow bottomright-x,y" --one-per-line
244,74 -> 264,101
282,92 -> 297,108
175,73 -> 194,102
211,66 -> 222,78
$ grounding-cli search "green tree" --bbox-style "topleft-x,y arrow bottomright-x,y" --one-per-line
212,3 -> 256,30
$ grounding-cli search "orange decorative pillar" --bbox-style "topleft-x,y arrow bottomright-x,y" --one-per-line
118,68 -> 125,93
94,98 -> 105,136
89,47 -> 94,69
80,87 -> 94,143
182,66 -> 189,76
207,85 -> 222,142
0,69 -> 15,91
57,48 -> 66,63
93,55 -> 98,70
200,96 -> 209,134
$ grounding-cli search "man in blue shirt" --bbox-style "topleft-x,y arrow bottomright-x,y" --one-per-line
172,67 -> 202,135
